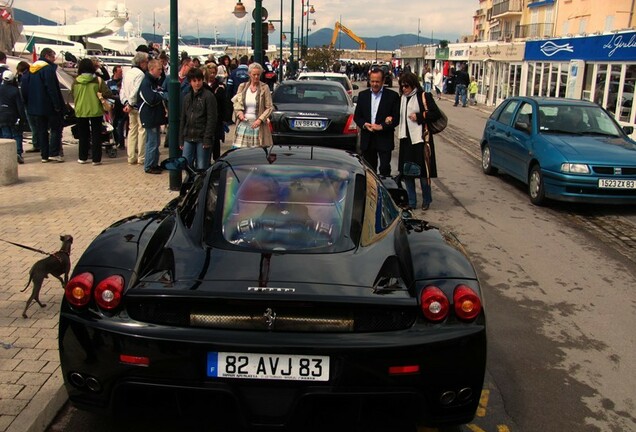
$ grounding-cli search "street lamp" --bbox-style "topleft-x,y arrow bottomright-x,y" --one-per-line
232,0 -> 247,18
232,0 -> 264,64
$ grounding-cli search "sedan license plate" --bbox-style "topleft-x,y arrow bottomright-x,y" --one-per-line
598,178 -> 636,189
293,119 -> 325,128
207,352 -> 330,381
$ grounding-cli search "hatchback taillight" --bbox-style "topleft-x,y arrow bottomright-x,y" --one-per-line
65,272 -> 94,307
343,114 -> 358,135
453,284 -> 482,321
420,286 -> 450,322
94,275 -> 125,310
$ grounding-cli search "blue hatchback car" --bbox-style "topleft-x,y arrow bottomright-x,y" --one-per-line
480,96 -> 636,205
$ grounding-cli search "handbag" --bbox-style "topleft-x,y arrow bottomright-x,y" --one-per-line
98,94 -> 113,112
96,77 -> 113,112
421,92 -> 447,134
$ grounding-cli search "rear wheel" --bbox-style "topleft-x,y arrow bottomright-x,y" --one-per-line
481,143 -> 497,175
528,164 -> 546,205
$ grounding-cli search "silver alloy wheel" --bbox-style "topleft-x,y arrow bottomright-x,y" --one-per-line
528,165 -> 545,205
481,144 -> 496,175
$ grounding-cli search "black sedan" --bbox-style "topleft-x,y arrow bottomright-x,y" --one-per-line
270,80 -> 359,150
59,146 -> 486,430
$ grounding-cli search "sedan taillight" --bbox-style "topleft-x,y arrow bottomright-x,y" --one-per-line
343,114 -> 358,135
420,286 -> 450,322
453,284 -> 482,321
94,275 -> 125,310
65,272 -> 94,307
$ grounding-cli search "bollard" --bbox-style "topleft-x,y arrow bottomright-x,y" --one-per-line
0,138 -> 18,186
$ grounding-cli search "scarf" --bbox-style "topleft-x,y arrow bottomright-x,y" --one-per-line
398,89 -> 424,145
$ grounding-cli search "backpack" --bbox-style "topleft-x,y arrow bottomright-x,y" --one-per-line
235,68 -> 249,86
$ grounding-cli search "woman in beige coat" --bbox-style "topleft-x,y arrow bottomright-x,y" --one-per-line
232,62 -> 273,148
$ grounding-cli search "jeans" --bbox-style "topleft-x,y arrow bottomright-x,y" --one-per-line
33,114 -> 62,160
403,176 -> 432,208
0,125 -> 23,155
144,127 -> 160,171
455,84 -> 467,106
183,140 -> 211,170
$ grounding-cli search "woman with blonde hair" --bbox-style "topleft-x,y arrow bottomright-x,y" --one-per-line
231,62 -> 273,148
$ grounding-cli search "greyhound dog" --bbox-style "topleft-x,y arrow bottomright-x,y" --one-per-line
21,234 -> 73,318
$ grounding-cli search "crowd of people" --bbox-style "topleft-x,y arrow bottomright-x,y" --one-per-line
1,44 -> 476,210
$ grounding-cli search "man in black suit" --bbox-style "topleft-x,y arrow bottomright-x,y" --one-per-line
354,67 -> 400,176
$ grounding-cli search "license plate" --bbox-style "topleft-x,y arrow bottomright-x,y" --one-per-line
598,178 -> 636,189
207,352 -> 330,381
293,119 -> 325,128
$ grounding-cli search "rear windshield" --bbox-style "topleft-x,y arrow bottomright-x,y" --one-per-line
221,165 -> 353,251
273,83 -> 347,105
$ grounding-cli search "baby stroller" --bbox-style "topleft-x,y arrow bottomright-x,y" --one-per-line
101,111 -> 117,158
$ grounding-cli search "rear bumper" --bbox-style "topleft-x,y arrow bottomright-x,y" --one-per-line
272,133 -> 357,151
60,313 -> 486,427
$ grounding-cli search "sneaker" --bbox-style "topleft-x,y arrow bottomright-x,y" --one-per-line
41,158 -> 49,163
17,155 -> 24,164
49,155 -> 64,162
145,167 -> 162,174
92,161 -> 102,166
77,159 -> 89,164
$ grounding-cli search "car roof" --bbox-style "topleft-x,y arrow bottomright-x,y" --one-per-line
219,145 -> 365,173
298,72 -> 349,78
279,79 -> 347,89
508,96 -> 599,107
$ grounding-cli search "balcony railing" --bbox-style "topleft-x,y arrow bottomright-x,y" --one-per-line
490,30 -> 503,41
515,22 -> 554,39
492,0 -> 522,18
474,8 -> 485,17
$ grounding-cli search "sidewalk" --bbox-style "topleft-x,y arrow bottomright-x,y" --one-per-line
0,134 -> 178,432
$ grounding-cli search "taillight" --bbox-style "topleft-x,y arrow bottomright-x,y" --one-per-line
420,286 -> 450,322
65,272 -> 94,307
94,275 -> 125,310
343,114 -> 358,135
453,284 -> 482,321
268,117 -> 274,132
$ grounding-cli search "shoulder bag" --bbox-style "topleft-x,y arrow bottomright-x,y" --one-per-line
421,92 -> 447,134
97,77 -> 113,113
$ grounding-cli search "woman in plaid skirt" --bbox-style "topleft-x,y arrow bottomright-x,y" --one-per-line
231,63 -> 273,148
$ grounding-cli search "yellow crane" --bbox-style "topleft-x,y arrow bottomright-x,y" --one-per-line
330,21 -> 367,50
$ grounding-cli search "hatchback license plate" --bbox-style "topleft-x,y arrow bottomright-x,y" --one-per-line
207,352 -> 330,381
293,119 -> 325,128
598,179 -> 636,189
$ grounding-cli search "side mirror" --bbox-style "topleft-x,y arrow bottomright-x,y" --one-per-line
514,121 -> 531,134
352,84 -> 359,90
382,176 -> 410,208
352,95 -> 358,104
623,125 -> 634,135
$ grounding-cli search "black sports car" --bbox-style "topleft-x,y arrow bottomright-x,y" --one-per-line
270,80 -> 359,150
59,146 -> 486,429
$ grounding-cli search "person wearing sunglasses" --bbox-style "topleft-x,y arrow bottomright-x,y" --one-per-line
353,67 -> 400,177
396,72 -> 441,211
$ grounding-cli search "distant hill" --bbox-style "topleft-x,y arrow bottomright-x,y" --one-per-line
308,28 -> 437,51
13,8 -> 437,52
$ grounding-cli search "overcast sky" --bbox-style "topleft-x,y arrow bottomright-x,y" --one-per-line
16,0 -> 477,42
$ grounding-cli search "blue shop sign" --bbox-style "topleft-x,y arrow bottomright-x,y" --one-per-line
525,31 -> 636,62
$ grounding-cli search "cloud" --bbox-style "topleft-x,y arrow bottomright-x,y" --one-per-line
16,0 -> 475,41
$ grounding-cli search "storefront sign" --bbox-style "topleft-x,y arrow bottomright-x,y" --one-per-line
435,47 -> 449,60
470,43 -> 524,61
525,31 -> 636,61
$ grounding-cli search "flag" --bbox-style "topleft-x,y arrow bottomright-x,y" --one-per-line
0,8 -> 12,23
32,44 -> 37,62
25,36 -> 35,53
